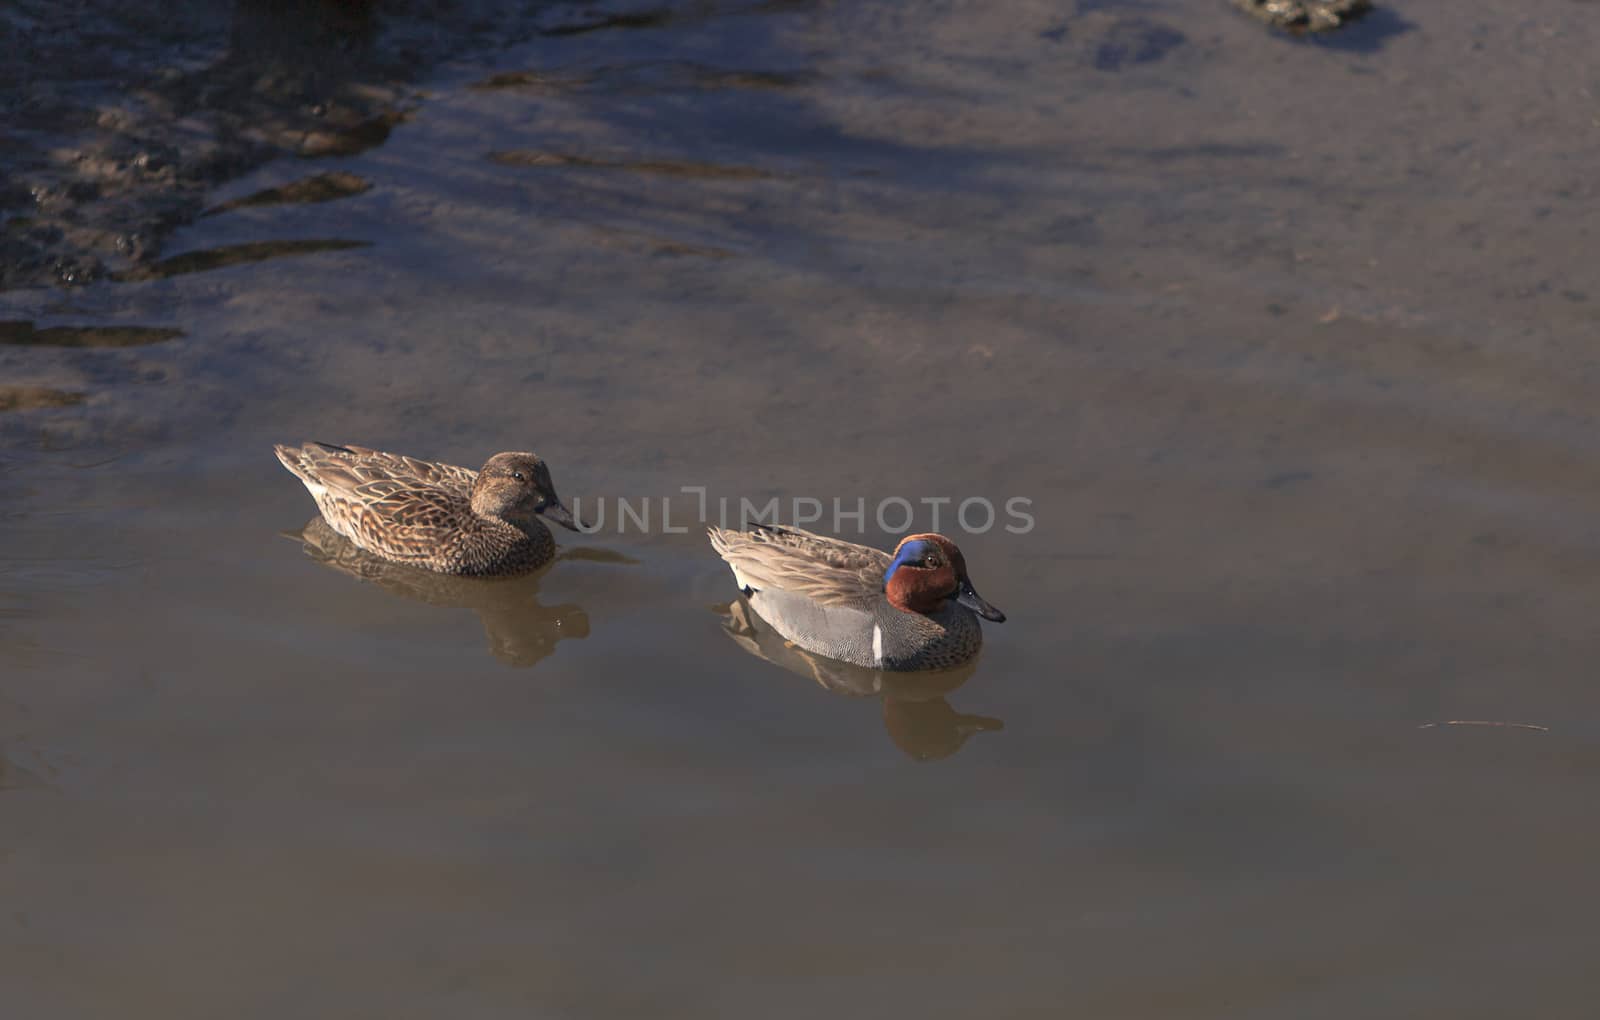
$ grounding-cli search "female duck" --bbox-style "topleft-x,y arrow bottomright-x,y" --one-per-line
274,441 -> 581,575
708,525 -> 1005,671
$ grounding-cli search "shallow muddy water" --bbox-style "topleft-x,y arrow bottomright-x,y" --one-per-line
4,1 -> 1600,1016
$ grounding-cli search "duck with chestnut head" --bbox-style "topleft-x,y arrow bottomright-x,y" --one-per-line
708,525 -> 1005,670
274,441 -> 582,576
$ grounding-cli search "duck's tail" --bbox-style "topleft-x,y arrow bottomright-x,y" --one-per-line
273,441 -> 339,496
706,526 -> 755,593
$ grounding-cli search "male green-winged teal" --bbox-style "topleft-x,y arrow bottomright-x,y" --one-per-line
274,441 -> 581,576
708,525 -> 1005,671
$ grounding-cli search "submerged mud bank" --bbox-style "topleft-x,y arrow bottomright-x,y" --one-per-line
0,0 -> 664,292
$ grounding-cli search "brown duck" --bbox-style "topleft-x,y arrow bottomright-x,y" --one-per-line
274,441 -> 582,575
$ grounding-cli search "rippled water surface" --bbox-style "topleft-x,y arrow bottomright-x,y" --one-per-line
4,1 -> 1600,1016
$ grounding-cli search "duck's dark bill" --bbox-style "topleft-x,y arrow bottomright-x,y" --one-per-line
956,579 -> 1005,622
540,501 -> 584,531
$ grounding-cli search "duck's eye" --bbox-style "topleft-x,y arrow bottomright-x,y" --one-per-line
923,553 -> 938,567
512,471 -> 526,482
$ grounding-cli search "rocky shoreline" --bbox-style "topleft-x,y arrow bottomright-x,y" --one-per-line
1,0 -> 1377,293
0,0 -> 668,292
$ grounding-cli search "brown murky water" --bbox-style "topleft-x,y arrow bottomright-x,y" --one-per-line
4,1 -> 1600,1015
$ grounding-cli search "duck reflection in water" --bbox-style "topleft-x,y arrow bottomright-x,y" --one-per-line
285,517 -> 593,668
719,597 -> 1003,761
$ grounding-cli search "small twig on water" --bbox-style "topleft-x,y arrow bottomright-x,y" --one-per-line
1418,720 -> 1550,732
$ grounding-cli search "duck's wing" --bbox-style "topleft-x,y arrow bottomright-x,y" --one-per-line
275,441 -> 476,497
708,524 -> 889,608
275,442 -> 475,563
330,480 -> 474,564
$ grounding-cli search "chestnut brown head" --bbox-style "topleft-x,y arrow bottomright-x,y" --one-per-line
882,533 -> 1004,621
469,452 -> 581,530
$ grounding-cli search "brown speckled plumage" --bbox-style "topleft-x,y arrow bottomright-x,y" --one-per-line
274,441 -> 582,576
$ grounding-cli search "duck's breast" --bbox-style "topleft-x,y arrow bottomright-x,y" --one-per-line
876,601 -> 982,671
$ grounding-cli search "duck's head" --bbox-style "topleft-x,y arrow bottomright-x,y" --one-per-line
471,452 -> 582,530
883,533 -> 1005,622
